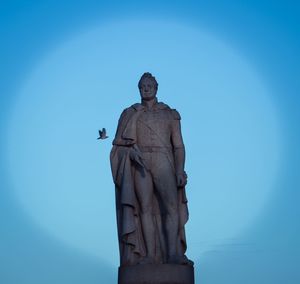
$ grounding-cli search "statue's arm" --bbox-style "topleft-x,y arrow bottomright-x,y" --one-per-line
112,107 -> 135,146
171,110 -> 187,187
112,109 -> 127,145
111,107 -> 146,169
171,120 -> 185,174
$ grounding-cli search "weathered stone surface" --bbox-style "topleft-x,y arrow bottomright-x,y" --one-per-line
118,264 -> 195,284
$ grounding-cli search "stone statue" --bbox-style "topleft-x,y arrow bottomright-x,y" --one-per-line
110,73 -> 194,283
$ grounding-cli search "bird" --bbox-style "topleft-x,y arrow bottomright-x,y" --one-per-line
97,128 -> 108,140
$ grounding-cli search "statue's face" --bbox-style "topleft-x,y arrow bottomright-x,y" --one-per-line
139,78 -> 157,101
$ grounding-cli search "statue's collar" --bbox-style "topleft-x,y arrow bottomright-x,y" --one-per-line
131,101 -> 168,111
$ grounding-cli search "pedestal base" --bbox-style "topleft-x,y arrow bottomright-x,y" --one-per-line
118,264 -> 194,284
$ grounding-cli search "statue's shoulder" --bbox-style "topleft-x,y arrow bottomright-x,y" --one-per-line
118,106 -> 135,122
157,102 -> 171,110
118,103 -> 142,123
130,103 -> 144,111
170,108 -> 181,120
121,103 -> 141,114
157,102 -> 181,120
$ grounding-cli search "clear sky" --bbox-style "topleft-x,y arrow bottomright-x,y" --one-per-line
0,1 -> 299,284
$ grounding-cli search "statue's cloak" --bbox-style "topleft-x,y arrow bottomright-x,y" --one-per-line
110,103 -> 189,266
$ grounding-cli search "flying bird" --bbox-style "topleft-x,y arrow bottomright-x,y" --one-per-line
97,128 -> 108,140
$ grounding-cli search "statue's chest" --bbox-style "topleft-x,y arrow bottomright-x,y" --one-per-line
137,110 -> 171,133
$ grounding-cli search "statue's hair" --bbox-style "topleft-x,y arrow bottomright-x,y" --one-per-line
138,72 -> 158,89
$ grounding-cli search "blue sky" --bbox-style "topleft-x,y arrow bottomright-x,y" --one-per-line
0,1 -> 299,284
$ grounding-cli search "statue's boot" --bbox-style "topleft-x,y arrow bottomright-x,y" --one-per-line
167,255 -> 194,266
138,256 -> 156,265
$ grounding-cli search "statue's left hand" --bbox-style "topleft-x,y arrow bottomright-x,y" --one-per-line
176,171 -> 188,188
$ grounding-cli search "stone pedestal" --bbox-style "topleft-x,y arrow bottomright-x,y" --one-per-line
118,264 -> 194,284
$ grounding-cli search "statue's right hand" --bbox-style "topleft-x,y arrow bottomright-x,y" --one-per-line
129,148 -> 146,168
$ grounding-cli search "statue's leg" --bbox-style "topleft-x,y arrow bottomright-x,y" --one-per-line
152,153 -> 179,258
135,164 -> 156,263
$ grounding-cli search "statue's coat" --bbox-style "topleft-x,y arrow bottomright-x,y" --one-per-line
110,103 -> 189,266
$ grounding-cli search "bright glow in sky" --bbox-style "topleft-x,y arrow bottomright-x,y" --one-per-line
6,19 -> 281,266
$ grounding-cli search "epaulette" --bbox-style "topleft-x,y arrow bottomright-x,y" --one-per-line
171,109 -> 181,120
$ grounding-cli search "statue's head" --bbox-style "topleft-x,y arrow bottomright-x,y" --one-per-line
138,72 -> 158,101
